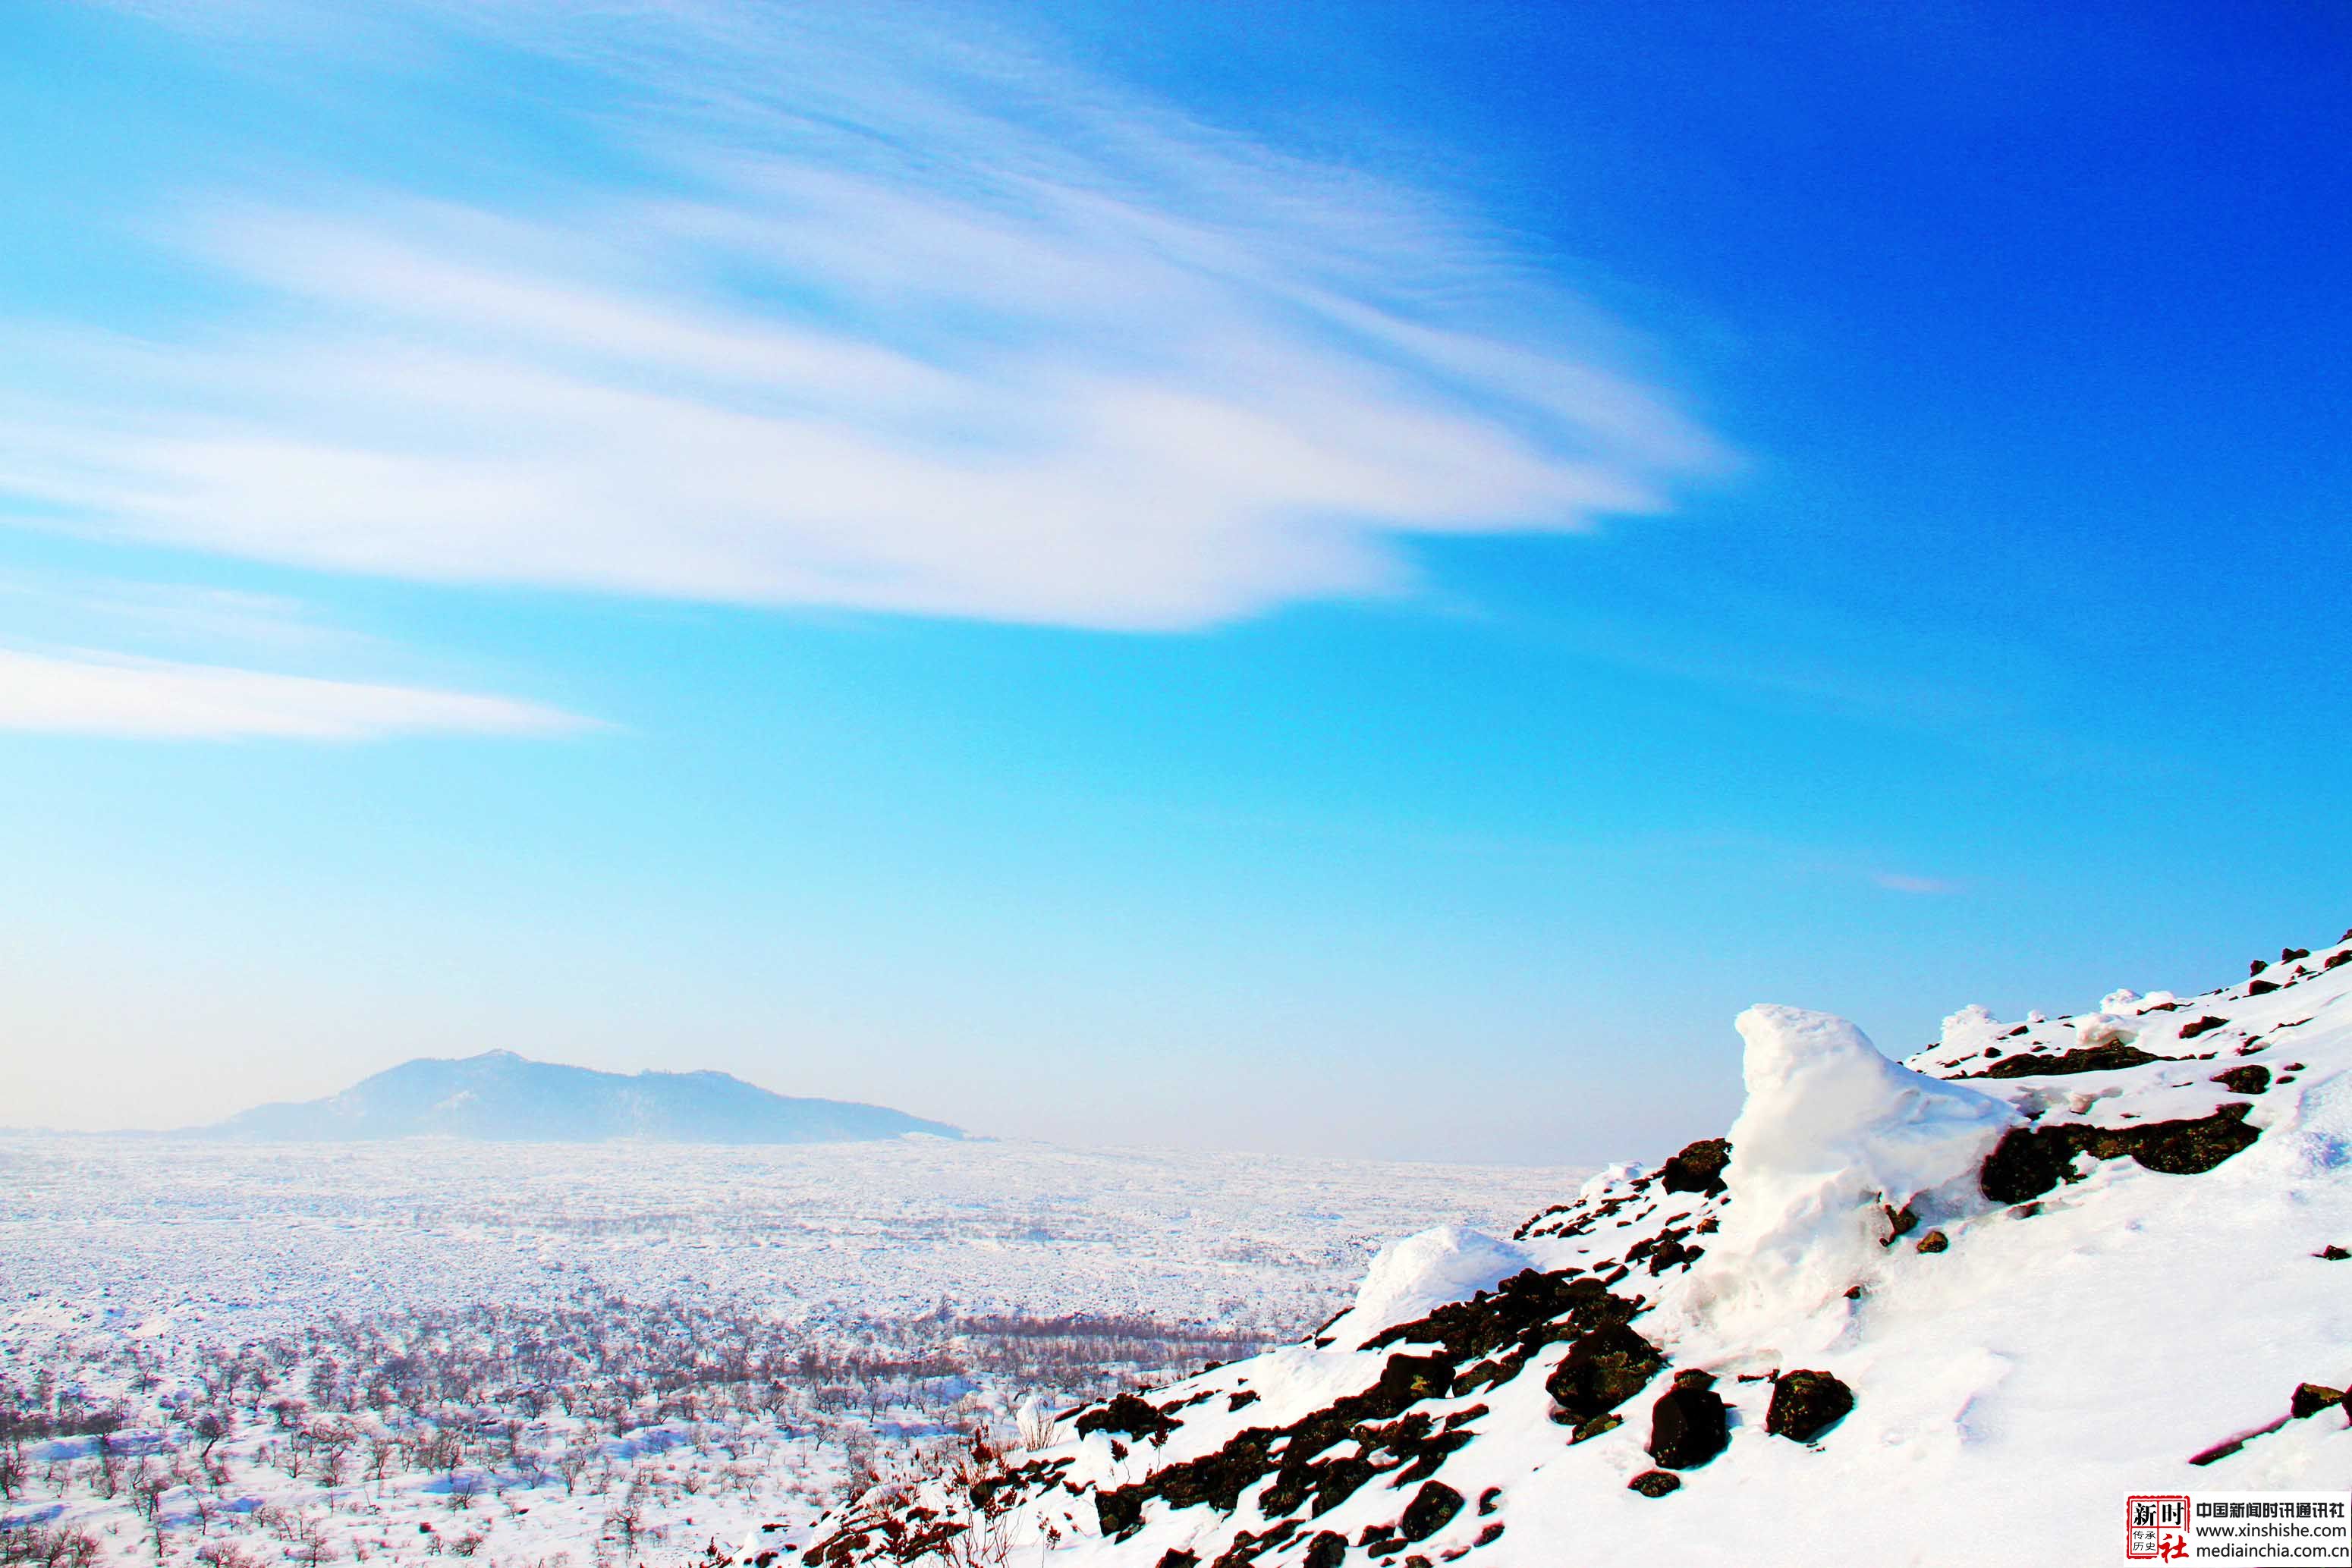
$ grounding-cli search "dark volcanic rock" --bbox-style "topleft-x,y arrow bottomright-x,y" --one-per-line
1659,1138 -> 1732,1196
2213,1064 -> 2272,1095
2248,979 -> 2281,996
1545,1323 -> 1665,1423
1091,1324 -> 1536,1544
1766,1369 -> 1855,1443
1967,1042 -> 2162,1078
2130,1107 -> 2261,1174
1646,1375 -> 1729,1469
1979,1126 -> 2085,1205
1627,1470 -> 1681,1497
1980,1107 -> 2261,1202
2291,1384 -> 2344,1419
1155,1554 -> 1200,1568
1077,1393 -> 1182,1444
1300,1535 -> 1345,1568
1914,1229 -> 1950,1253
2178,1015 -> 2230,1039
1567,1412 -> 1623,1444
1396,1483 -> 1463,1543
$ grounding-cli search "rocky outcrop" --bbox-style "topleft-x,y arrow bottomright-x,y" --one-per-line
1979,1105 -> 2259,1204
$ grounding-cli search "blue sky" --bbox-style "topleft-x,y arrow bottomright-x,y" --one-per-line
2,0 -> 2344,1159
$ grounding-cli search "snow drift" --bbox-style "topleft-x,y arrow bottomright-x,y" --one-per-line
1684,1004 -> 2017,1331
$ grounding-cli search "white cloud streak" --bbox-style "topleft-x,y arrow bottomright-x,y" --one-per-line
1872,872 -> 1960,896
0,646 -> 596,740
5,2 -> 1728,630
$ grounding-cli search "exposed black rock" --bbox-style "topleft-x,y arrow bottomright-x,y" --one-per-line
1967,1042 -> 2163,1079
1914,1229 -> 1950,1254
1077,1393 -> 1183,1444
1092,1336 -> 1508,1541
2319,1246 -> 2350,1262
2178,1015 -> 2231,1039
1300,1533 -> 1345,1568
1882,1203 -> 1920,1244
1396,1483 -> 1463,1543
1981,1123 -> 2080,1204
1647,1372 -> 1729,1469
2291,1384 -> 2344,1419
1401,1271 -> 1642,1397
1567,1412 -> 1622,1444
1979,1106 -> 2261,1203
1765,1369 -> 1854,1443
1627,1470 -> 1681,1497
2248,979 -> 2281,996
1155,1554 -> 1200,1568
2130,1106 -> 2262,1174
1659,1139 -> 1732,1197
1544,1322 -> 1665,1424
2214,1064 -> 2272,1095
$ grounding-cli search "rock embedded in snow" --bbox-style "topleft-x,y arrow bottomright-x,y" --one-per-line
1765,1368 -> 1856,1442
1657,1137 -> 1732,1196
1979,1105 -> 2262,1202
1395,1482 -> 1464,1542
1544,1322 -> 1665,1422
1970,1040 -> 2162,1078
2289,1383 -> 2344,1419
1646,1371 -> 1730,1469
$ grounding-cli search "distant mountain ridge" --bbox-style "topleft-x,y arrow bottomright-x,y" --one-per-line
199,1050 -> 963,1144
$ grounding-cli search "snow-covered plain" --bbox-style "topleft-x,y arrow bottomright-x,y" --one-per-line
0,1138 -> 1582,1568
788,929 -> 2352,1568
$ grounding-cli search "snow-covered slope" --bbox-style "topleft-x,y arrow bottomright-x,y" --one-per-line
198,1048 -> 964,1142
766,929 -> 2352,1566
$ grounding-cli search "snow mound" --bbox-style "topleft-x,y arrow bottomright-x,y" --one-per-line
1938,1001 -> 2005,1056
1690,1004 -> 2019,1325
1320,1224 -> 1530,1349
2074,1010 -> 2142,1047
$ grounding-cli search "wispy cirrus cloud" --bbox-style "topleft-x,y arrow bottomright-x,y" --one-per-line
0,645 -> 597,740
1872,872 -> 1961,896
2,2 -> 1728,630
